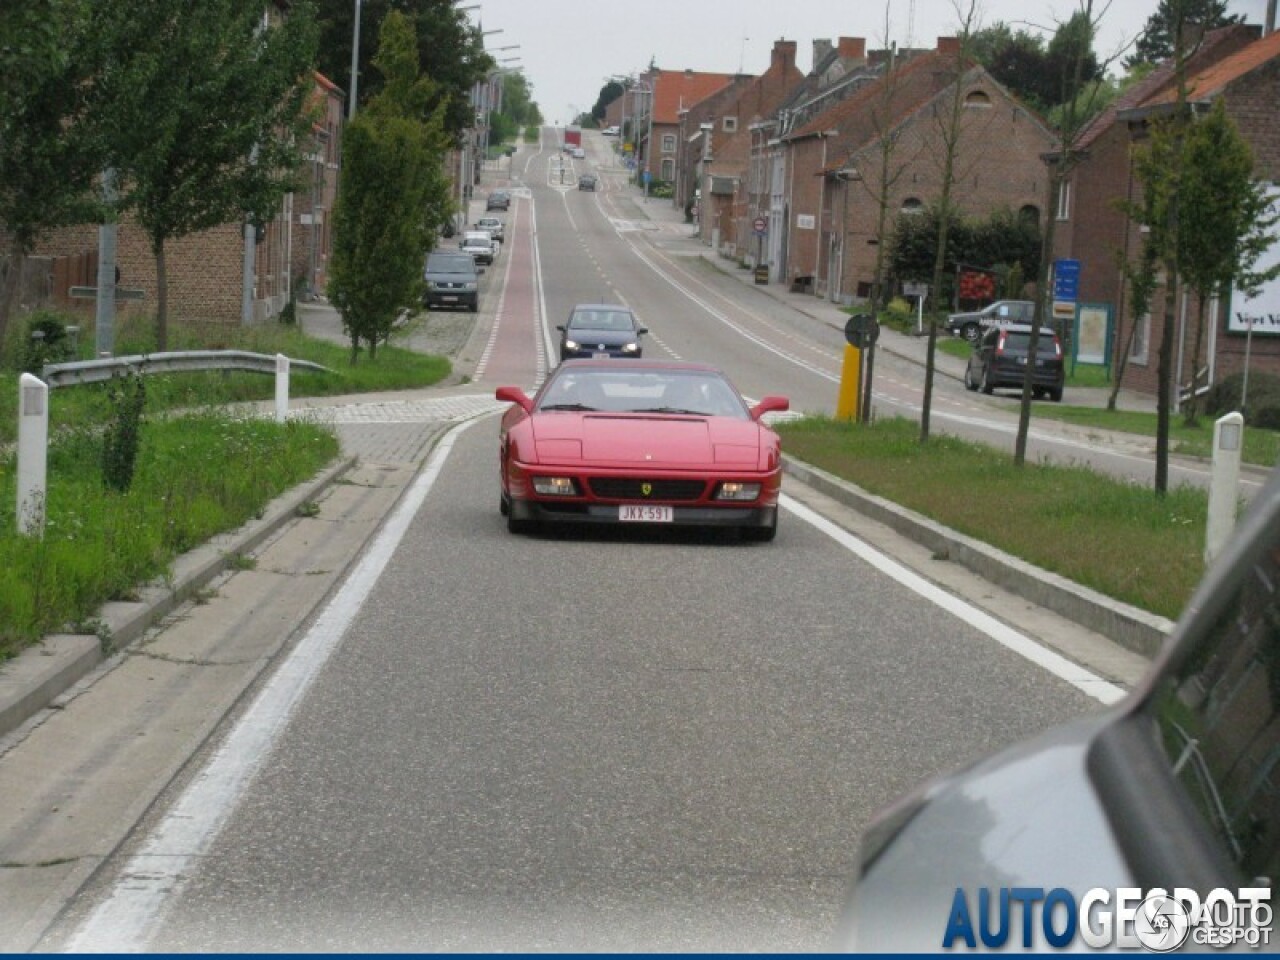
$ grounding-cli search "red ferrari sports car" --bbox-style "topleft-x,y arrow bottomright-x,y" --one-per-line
495,360 -> 790,540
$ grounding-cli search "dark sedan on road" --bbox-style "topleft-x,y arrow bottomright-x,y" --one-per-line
964,323 -> 1065,401
495,360 -> 789,540
485,190 -> 510,211
578,174 -> 598,191
557,304 -> 646,361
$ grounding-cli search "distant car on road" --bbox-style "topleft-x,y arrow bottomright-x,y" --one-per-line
474,216 -> 505,243
946,299 -> 1034,343
423,251 -> 480,312
578,174 -> 598,191
459,230 -> 497,265
571,146 -> 586,159
485,190 -> 510,211
495,360 -> 790,540
602,125 -> 620,137
557,304 -> 646,361
964,323 -> 1064,401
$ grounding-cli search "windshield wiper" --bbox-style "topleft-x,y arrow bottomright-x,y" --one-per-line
635,406 -> 705,415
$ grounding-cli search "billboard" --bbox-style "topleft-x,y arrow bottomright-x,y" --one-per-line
1228,184 -> 1280,335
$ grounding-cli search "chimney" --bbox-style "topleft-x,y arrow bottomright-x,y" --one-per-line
837,37 -> 867,61
812,38 -> 833,71
771,39 -> 797,73
936,36 -> 961,55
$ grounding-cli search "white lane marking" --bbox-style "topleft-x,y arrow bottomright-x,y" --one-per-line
63,418 -> 483,952
530,196 -> 557,379
782,493 -> 1127,706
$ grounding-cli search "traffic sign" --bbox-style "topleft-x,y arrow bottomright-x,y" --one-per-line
844,313 -> 880,349
753,216 -> 767,235
1053,259 -> 1081,302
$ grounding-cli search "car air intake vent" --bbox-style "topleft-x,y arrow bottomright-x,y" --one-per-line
588,478 -> 707,501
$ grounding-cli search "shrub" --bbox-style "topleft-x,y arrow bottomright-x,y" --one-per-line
102,373 -> 147,492
18,310 -> 79,374
1204,372 -> 1280,429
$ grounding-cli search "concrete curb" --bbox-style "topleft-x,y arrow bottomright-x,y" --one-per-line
782,455 -> 1176,659
0,455 -> 357,741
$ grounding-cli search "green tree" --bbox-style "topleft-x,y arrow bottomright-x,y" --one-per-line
315,0 -> 492,138
1174,100 -> 1280,425
96,0 -> 319,349
0,0 -> 105,351
1128,0 -> 1242,68
591,81 -> 625,123
328,11 -> 449,364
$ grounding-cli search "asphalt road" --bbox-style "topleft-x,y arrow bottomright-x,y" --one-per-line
24,130 -> 1149,951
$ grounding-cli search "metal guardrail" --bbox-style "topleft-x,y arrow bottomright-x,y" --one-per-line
42,350 -> 332,388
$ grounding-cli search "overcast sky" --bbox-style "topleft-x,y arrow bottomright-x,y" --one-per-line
461,0 -> 1271,126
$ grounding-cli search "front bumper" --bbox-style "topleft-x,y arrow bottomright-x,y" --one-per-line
509,498 -> 777,530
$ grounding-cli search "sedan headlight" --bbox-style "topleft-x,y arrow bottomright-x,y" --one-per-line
532,476 -> 579,496
622,342 -> 640,353
715,482 -> 762,501
426,280 -> 438,290
464,282 -> 477,290
563,339 -> 580,352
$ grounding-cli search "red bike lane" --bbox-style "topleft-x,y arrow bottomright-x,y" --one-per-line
472,196 -> 546,390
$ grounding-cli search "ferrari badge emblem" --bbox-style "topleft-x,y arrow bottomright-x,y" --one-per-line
641,482 -> 652,497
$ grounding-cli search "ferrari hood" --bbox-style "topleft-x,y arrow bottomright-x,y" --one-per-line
532,415 -> 763,468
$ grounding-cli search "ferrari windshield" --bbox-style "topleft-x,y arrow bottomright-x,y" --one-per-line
537,368 -> 748,418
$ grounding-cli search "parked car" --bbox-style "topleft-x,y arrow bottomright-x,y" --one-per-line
946,299 -> 1035,343
485,190 -> 510,211
843,462 -> 1280,951
474,216 -> 505,243
571,146 -> 586,159
578,174 -> 598,191
495,360 -> 790,540
964,323 -> 1065,401
423,251 -> 481,312
602,125 -> 620,137
459,230 -> 497,265
557,304 -> 646,361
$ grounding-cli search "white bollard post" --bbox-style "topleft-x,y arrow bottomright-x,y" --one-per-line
17,373 -> 49,537
1205,411 -> 1244,566
274,353 -> 289,424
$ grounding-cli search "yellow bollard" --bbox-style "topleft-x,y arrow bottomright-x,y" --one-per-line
836,344 -> 862,421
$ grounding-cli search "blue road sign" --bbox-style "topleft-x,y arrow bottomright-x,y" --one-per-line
1053,258 -> 1081,302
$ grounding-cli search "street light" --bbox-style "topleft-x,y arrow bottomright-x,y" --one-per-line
348,0 -> 362,121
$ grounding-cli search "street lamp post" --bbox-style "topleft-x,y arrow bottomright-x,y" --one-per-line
348,0 -> 361,121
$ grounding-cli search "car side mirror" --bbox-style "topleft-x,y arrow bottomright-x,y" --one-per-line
495,386 -> 533,413
556,324 -> 566,332
638,327 -> 649,336
750,396 -> 790,420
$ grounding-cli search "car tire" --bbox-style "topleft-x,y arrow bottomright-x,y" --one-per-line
980,366 -> 994,395
963,323 -> 980,344
469,300 -> 478,314
499,491 -> 510,517
1050,386 -> 1063,403
965,365 -> 979,391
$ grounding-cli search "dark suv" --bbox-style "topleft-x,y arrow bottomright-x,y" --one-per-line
964,323 -> 1064,401
423,251 -> 481,312
486,190 -> 510,211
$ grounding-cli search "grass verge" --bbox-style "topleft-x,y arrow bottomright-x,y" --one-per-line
776,416 -> 1207,621
0,411 -> 339,660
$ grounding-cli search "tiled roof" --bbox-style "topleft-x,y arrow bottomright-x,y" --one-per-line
1077,24 -> 1261,148
786,50 -> 963,166
653,70 -> 739,125
1143,25 -> 1280,107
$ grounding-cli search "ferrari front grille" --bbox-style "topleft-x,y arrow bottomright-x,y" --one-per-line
587,478 -> 708,501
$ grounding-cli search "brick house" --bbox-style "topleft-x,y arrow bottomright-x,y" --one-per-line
1061,24 -> 1280,398
672,75 -> 756,223
781,39 -> 1057,304
32,69 -> 344,334
695,41 -> 805,258
634,69 -> 737,193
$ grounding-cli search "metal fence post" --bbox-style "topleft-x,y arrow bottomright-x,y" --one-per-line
17,373 -> 49,537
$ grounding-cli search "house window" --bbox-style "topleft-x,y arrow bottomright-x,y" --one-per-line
1019,204 -> 1040,227
723,116 -> 738,133
964,90 -> 992,108
1130,312 -> 1150,365
1056,180 -> 1071,221
661,158 -> 675,180
661,133 -> 676,153
901,197 -> 924,214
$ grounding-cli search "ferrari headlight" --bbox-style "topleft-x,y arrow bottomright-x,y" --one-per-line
715,482 -> 761,501
564,339 -> 580,351
532,476 -> 578,496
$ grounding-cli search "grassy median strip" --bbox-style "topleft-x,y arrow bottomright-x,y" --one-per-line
777,416 -> 1208,621
0,412 -> 339,660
